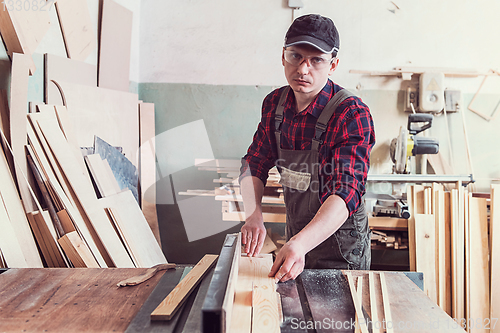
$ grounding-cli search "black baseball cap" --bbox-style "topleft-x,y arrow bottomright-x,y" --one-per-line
284,14 -> 340,55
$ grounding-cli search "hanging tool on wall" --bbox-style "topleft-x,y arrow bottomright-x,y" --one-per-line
390,113 -> 439,174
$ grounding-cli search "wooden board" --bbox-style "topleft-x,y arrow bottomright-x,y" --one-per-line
10,52 -> 36,213
98,190 -> 167,268
346,272 -> 369,333
450,189 -> 461,320
36,115 -> 134,268
414,214 -> 437,303
0,130 -> 41,267
55,0 -> 96,61
58,231 -> 99,268
44,54 -> 97,105
407,185 -> 416,271
251,254 -> 280,333
468,196 -> 489,333
98,0 -> 133,92
491,185 -> 500,333
0,192 -> 28,267
151,254 -> 218,320
85,154 -> 119,198
0,268 -> 162,332
138,102 -> 160,245
0,5 -> 50,72
230,256 -> 255,333
443,191 -> 452,316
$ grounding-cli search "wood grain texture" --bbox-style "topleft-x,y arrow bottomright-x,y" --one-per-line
369,272 -> 383,333
55,0 -> 96,61
58,231 -> 99,268
0,268 -> 162,332
151,254 -> 218,320
0,191 -> 28,267
98,190 -> 167,268
468,196 -> 489,333
230,255 -> 254,333
36,115 -> 134,268
414,213 -> 437,303
379,272 -> 394,333
117,263 -> 177,287
85,154 -> 119,197
407,184 -> 416,271
346,272 -> 369,333
251,254 -> 280,333
98,0 -> 133,91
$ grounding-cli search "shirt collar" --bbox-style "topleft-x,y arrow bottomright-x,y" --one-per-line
285,79 -> 334,118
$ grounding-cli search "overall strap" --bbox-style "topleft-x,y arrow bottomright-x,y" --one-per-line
274,86 -> 290,149
311,89 -> 355,151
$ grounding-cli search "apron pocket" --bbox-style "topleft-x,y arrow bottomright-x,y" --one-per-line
279,166 -> 311,192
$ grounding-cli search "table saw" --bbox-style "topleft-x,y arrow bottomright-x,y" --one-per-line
0,234 -> 466,333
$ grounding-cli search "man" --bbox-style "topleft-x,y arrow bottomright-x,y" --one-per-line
239,14 -> 375,283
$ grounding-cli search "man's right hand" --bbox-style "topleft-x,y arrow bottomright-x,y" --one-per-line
241,213 -> 266,257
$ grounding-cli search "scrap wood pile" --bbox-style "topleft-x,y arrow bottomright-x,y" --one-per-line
0,0 -> 166,268
407,183 -> 499,331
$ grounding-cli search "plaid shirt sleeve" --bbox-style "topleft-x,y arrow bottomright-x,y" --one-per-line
239,89 -> 281,185
319,97 -> 375,216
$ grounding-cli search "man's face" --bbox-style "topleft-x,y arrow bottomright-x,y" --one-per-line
282,44 -> 339,99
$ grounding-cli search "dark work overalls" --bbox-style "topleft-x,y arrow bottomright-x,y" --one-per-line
274,87 -> 371,270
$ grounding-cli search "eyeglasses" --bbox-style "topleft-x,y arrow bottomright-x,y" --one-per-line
283,50 -> 335,70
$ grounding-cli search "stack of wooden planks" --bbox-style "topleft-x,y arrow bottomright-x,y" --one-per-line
407,183 -> 494,332
0,0 -> 163,268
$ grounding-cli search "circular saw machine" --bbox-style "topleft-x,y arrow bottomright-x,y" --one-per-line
390,113 -> 439,174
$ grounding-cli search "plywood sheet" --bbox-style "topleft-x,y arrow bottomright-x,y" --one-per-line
414,213 -> 437,303
0,4 -> 50,72
55,0 -> 96,61
139,102 -> 160,244
44,54 -> 97,105
0,192 -> 28,267
98,0 -> 133,92
98,190 -> 167,268
52,80 -> 139,168
36,115 -> 134,268
85,154 -> 119,198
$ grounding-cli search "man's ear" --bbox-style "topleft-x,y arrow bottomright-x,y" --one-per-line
282,48 -> 286,66
328,57 -> 339,75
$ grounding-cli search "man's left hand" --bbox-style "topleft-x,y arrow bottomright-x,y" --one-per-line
268,239 -> 306,283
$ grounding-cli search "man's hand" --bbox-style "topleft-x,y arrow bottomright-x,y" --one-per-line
241,213 -> 266,257
268,239 -> 306,283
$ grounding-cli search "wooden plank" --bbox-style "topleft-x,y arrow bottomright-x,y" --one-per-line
36,115 -> 134,268
251,254 -> 280,333
491,185 -> 500,333
10,52 -> 36,213
456,185 -> 465,321
28,112 -> 107,267
0,90 -> 10,146
468,196 -> 489,333
26,212 -> 58,268
369,271 -> 383,333
222,233 -> 241,332
52,80 -> 139,168
0,131 -> 41,267
443,191 -> 452,316
55,0 -> 96,61
138,102 -> 160,245
230,256 -> 254,333
354,275 -> 363,333
379,272 -> 394,333
85,154 -> 119,197
223,211 -> 286,223
414,214 -> 437,303
450,189 -> 460,319
151,254 -> 218,320
346,272 -> 369,333
98,0 -> 133,92
44,54 -> 97,105
0,192 -> 28,267
98,190 -> 166,268
57,231 -> 99,268
407,185 -> 416,271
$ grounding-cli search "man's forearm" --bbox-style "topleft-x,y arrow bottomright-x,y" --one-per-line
240,176 -> 267,256
290,194 -> 349,254
240,176 -> 265,218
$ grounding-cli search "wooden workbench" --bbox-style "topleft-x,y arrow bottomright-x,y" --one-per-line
0,268 -> 465,333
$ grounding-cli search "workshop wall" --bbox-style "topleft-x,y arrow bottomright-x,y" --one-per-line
139,0 -> 500,193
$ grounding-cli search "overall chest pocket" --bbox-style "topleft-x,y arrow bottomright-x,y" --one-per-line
279,166 -> 311,192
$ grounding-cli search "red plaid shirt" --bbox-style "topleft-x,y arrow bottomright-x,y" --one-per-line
240,79 -> 375,216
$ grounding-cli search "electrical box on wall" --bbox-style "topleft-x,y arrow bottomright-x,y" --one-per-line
404,74 -> 458,113
288,0 -> 304,8
419,72 -> 445,112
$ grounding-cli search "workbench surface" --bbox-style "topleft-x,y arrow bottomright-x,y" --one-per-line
0,268 -> 465,333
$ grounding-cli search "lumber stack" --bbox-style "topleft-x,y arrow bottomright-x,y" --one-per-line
407,183 -> 494,332
0,1 -> 164,268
